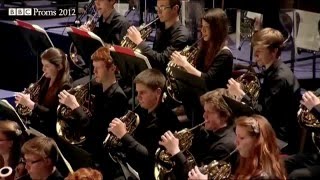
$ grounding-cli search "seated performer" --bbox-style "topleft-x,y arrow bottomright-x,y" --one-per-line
108,69 -> 182,180
125,0 -> 191,73
15,47 -> 72,137
58,46 -> 128,176
170,8 -> 233,91
20,136 -> 64,180
188,115 -> 287,180
285,90 -> 320,179
227,27 -> 301,154
80,0 -> 131,45
159,88 -> 236,179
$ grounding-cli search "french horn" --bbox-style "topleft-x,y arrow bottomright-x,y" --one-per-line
165,38 -> 202,103
16,74 -> 45,117
154,122 -> 205,179
235,63 -> 260,107
121,17 -> 159,51
198,149 -> 237,180
56,80 -> 95,145
297,91 -> 320,152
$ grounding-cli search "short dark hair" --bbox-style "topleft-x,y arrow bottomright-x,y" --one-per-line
134,69 -> 165,91
168,0 -> 181,14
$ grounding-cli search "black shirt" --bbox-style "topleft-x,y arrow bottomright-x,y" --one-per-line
243,60 -> 301,153
197,47 -> 234,91
137,21 -> 191,73
72,82 -> 128,155
93,9 -> 131,45
172,126 -> 236,179
120,102 -> 182,180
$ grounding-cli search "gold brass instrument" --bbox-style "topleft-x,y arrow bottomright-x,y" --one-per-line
154,122 -> 205,179
297,91 -> 320,152
235,63 -> 260,107
16,74 -> 45,117
198,149 -> 237,180
56,80 -> 95,145
69,11 -> 99,70
120,17 -> 159,50
103,108 -> 140,149
165,38 -> 202,103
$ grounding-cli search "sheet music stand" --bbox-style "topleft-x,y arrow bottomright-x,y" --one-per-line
169,67 -> 207,127
110,45 -> 151,110
67,27 -> 151,109
13,19 -> 54,80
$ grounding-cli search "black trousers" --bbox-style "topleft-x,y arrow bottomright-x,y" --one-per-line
285,153 -> 320,179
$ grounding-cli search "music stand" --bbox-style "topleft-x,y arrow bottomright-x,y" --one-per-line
13,19 -> 54,79
110,45 -> 151,109
169,67 -> 207,127
222,95 -> 288,150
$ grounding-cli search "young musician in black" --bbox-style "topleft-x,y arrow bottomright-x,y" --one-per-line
15,47 -> 72,137
170,8 -> 233,91
108,69 -> 182,180
285,90 -> 320,179
227,28 -> 301,154
159,88 -> 236,179
58,46 -> 128,173
125,0 -> 191,73
81,0 -> 131,45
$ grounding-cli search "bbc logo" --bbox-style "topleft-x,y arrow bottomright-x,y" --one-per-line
8,8 -> 32,16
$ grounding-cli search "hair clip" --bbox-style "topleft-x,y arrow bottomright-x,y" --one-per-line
250,118 -> 260,134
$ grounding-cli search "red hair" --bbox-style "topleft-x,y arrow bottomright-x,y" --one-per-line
234,115 -> 287,180
65,168 -> 103,180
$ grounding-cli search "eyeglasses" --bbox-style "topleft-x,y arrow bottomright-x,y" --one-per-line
21,158 -> 46,165
155,5 -> 172,12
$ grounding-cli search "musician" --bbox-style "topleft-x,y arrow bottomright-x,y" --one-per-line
0,120 -> 26,180
159,88 -> 236,179
170,8 -> 233,91
189,115 -> 287,180
108,69 -> 182,180
15,47 -> 72,137
227,27 -> 301,154
80,0 -> 131,45
126,0 -> 191,73
65,167 -> 103,180
58,46 -> 128,165
20,136 -> 64,180
285,90 -> 320,179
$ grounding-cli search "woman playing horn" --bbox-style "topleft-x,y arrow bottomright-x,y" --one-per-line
189,115 -> 287,180
15,47 -> 72,137
170,8 -> 233,91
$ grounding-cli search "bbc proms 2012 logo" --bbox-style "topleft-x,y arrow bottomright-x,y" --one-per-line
8,8 -> 75,16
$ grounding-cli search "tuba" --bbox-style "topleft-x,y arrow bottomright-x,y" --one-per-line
297,91 -> 320,152
198,149 -> 237,180
235,63 -> 260,107
103,109 -> 140,152
154,122 -> 205,179
16,74 -> 45,117
165,38 -> 201,103
56,80 -> 95,145
121,17 -> 159,51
